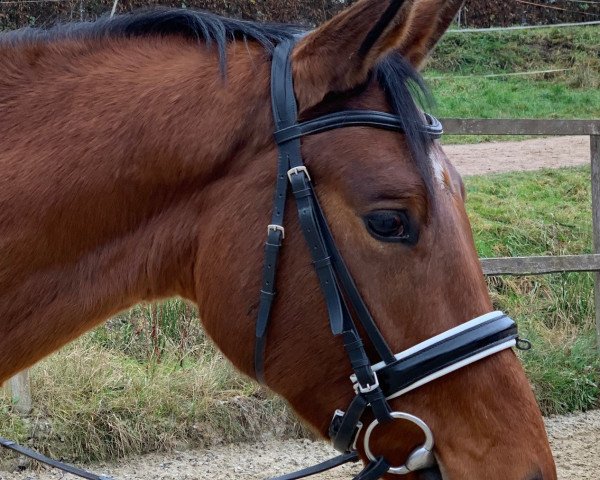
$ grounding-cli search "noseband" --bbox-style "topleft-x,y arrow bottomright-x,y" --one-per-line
255,40 -> 525,480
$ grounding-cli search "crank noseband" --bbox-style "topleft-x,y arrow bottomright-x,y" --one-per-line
256,39 -> 526,480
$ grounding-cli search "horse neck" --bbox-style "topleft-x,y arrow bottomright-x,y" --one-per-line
0,36 -> 274,382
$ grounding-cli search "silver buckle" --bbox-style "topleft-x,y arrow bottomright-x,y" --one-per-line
287,166 -> 311,183
354,371 -> 380,394
267,225 -> 285,239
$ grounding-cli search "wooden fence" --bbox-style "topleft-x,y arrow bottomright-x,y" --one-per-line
4,118 -> 600,411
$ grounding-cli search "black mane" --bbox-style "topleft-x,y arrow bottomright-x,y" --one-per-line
1,8 -> 434,179
0,8 -> 301,71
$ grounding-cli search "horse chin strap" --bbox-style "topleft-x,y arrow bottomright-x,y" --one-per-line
255,39 -> 529,480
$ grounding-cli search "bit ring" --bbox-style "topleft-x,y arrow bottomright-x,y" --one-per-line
363,412 -> 435,475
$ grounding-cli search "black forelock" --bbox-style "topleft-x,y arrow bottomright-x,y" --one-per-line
376,52 -> 436,191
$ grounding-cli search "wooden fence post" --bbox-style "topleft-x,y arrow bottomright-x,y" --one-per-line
7,370 -> 32,415
592,134 -> 600,351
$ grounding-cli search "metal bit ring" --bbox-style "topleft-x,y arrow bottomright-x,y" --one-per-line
363,412 -> 435,475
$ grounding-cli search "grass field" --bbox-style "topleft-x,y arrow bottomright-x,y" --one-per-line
467,167 -> 599,414
425,25 -> 600,143
2,166 -> 599,463
0,303 -> 304,463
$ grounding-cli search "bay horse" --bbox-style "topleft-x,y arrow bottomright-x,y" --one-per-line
0,0 -> 556,479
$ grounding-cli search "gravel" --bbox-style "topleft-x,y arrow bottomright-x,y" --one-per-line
445,136 -> 590,176
1,411 -> 599,479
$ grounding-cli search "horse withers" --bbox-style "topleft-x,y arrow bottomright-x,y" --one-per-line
0,0 -> 556,478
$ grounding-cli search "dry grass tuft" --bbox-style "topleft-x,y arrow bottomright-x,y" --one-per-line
1,304 -> 304,463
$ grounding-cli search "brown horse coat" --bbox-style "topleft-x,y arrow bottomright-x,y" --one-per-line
0,1 -> 556,478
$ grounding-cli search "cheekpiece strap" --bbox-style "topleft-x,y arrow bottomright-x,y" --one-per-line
256,36 -> 520,480
254,40 -> 302,383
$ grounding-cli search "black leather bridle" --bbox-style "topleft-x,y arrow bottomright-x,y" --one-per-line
0,37 -> 528,480
256,39 -> 526,480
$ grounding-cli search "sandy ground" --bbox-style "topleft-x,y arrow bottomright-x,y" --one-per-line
1,136 -> 598,479
1,411 -> 599,479
444,136 -> 591,176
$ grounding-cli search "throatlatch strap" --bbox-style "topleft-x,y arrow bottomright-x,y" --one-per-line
0,437 -> 113,480
254,157 -> 289,383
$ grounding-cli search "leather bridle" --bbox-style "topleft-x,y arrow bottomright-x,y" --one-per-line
0,37 -> 529,480
256,39 -> 527,479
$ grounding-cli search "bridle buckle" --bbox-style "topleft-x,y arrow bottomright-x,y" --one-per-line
268,224 -> 285,239
330,410 -> 364,452
287,166 -> 311,183
354,371 -> 380,394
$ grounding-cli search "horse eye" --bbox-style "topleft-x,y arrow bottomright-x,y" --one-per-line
364,210 -> 418,244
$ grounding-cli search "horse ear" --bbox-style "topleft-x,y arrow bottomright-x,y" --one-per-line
292,0 -> 414,111
397,0 -> 465,68
291,0 -> 463,111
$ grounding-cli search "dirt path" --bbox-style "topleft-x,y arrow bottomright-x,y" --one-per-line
1,136 -> 598,479
444,136 -> 590,176
1,411 -> 599,479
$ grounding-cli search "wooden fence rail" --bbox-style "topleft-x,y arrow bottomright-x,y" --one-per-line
442,117 -> 600,350
443,118 -> 600,136
481,254 -> 600,276
4,118 -> 600,410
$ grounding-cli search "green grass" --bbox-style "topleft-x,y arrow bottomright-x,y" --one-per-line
467,167 -> 592,258
429,26 -> 600,76
465,167 -> 599,415
424,26 -> 600,143
430,77 -> 600,120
